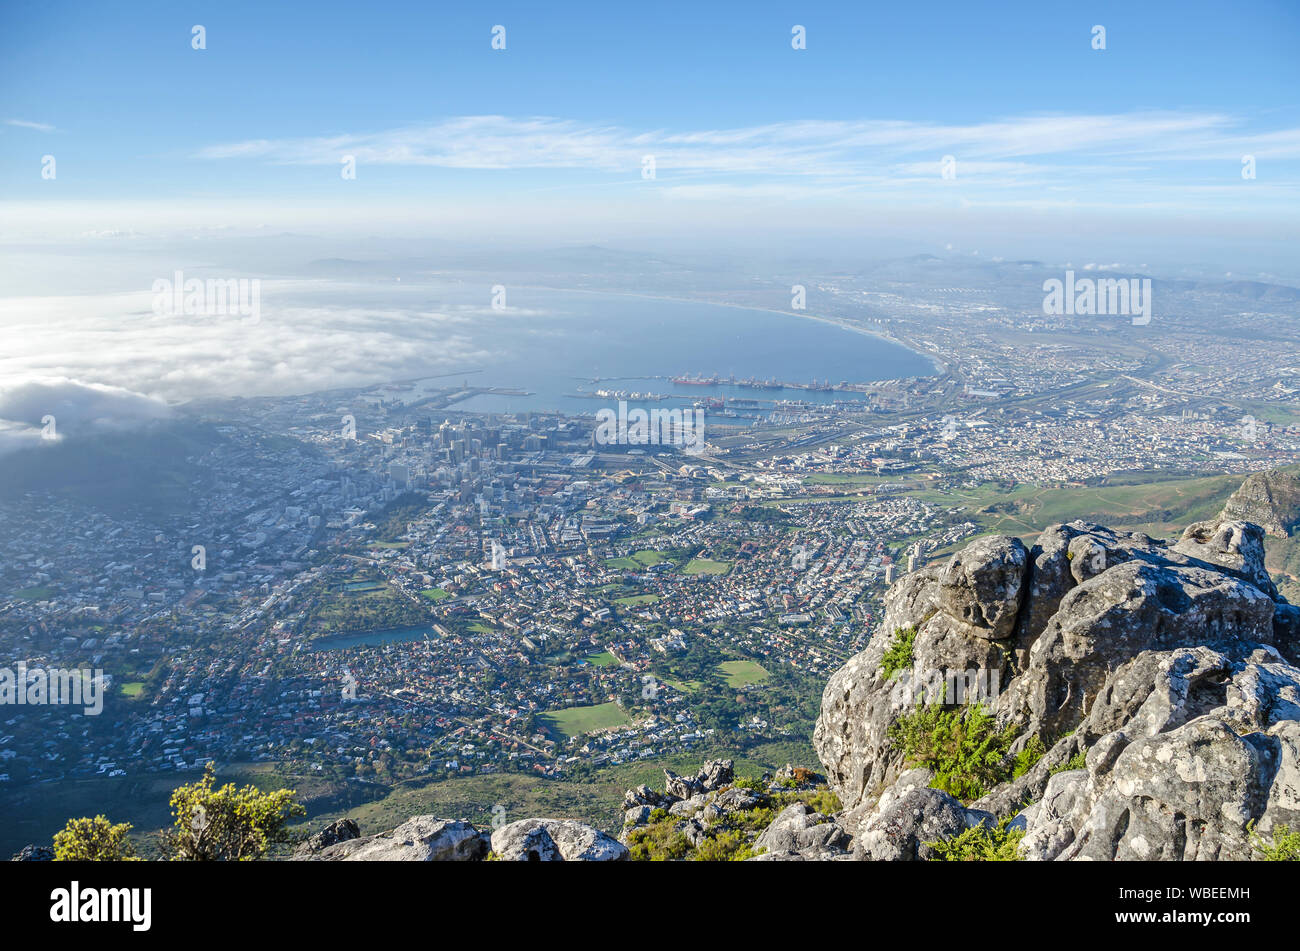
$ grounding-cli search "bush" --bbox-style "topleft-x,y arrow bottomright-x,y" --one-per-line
626,819 -> 692,861
1251,822 -> 1300,861
1012,735 -> 1047,779
163,763 -> 305,861
888,702 -> 1019,802
879,626 -> 918,680
802,787 -> 842,816
692,829 -> 757,861
1049,751 -> 1088,775
53,815 -> 138,861
927,816 -> 1024,861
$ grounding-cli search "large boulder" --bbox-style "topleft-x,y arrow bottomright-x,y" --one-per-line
293,817 -> 361,857
1172,518 -> 1276,597
1059,719 -> 1276,860
752,803 -> 851,860
853,786 -> 980,861
663,759 -> 734,799
935,535 -> 1028,639
814,546 -> 1023,818
491,818 -> 628,861
997,562 -> 1275,737
308,817 -> 488,861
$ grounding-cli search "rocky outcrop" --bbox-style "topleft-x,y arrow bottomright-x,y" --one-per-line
305,817 -> 489,861
751,803 -> 852,861
10,845 -> 54,861
815,495 -> 1300,861
663,759 -> 734,799
620,760 -> 851,860
855,786 -> 977,861
1221,468 -> 1300,538
293,817 -> 361,857
296,813 -> 625,861
492,818 -> 628,861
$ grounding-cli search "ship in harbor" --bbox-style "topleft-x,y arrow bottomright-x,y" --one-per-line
731,376 -> 784,389
672,373 -> 720,386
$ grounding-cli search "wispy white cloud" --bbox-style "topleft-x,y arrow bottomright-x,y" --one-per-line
193,112 -> 1300,180
5,118 -> 56,132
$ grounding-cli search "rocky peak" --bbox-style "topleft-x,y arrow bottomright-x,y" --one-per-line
814,500 -> 1300,861
1220,467 -> 1300,538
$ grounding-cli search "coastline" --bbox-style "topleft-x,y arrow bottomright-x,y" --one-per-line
499,282 -> 946,380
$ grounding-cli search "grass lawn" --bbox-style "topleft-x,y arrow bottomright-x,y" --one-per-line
803,472 -> 889,485
584,651 -> 620,667
607,550 -> 675,572
717,660 -> 770,688
119,681 -> 146,698
419,588 -> 453,602
307,577 -> 428,635
614,593 -> 660,607
12,586 -> 55,600
662,677 -> 704,694
539,702 -> 631,739
468,621 -> 495,634
684,558 -> 731,576
910,471 -> 1244,555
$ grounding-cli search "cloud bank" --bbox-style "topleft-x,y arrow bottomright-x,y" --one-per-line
0,282 -> 536,407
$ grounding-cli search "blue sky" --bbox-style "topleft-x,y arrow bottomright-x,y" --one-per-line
2,0 -> 1299,242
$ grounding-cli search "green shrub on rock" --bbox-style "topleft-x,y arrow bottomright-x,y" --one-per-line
927,816 -> 1024,861
887,702 -> 1020,802
880,626 -> 919,680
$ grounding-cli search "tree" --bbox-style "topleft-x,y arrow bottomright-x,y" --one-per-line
53,815 -> 138,861
164,763 -> 305,861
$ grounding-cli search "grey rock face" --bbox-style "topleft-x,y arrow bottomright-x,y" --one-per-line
664,759 -> 735,799
1220,468 -> 1300,539
293,817 -> 361,857
753,803 -> 851,859
814,558 -> 1015,820
668,793 -> 708,818
853,786 -> 978,861
936,535 -> 1028,639
1173,518 -> 1276,598
1018,769 -> 1089,861
623,805 -> 654,827
309,817 -> 488,861
491,818 -> 628,861
1061,720 -> 1271,861
1003,562 -> 1275,738
697,759 -> 735,791
623,784 -> 674,810
816,493 -> 1300,861
10,845 -> 54,861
